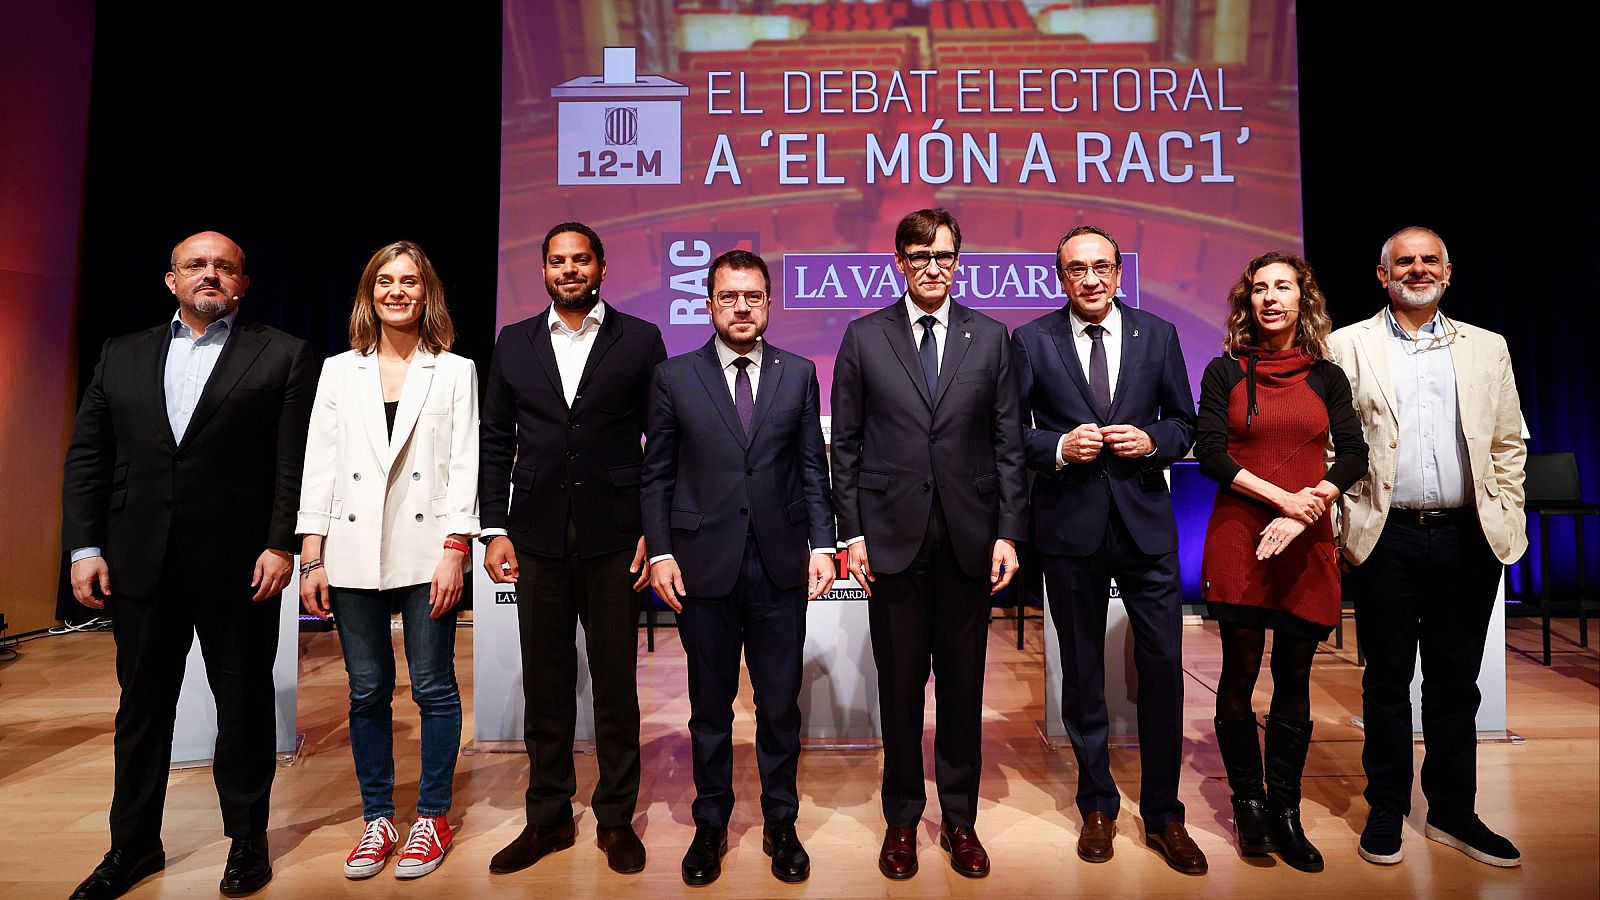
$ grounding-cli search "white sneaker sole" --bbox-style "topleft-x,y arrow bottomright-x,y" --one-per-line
394,844 -> 450,879
1424,824 -> 1521,868
1357,843 -> 1402,865
344,858 -> 388,879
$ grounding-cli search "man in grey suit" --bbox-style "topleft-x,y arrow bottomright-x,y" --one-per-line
641,249 -> 835,886
829,208 -> 1028,880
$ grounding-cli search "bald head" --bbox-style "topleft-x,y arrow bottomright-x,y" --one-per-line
166,231 -> 250,331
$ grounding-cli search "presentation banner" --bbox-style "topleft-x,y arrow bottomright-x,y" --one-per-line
502,0 -> 1303,399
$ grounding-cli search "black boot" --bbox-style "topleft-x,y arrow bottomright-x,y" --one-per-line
1214,716 -> 1277,857
1264,715 -> 1324,873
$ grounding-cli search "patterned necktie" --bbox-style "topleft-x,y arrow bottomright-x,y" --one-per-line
917,314 -> 940,396
733,357 -> 754,438
1086,323 -> 1111,419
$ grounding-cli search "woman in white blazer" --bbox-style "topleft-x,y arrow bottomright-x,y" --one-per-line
297,241 -> 478,881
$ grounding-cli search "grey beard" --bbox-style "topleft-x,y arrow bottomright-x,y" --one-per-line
192,296 -> 231,314
1388,280 -> 1442,308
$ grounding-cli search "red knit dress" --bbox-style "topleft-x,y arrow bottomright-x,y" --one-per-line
1200,348 -> 1341,635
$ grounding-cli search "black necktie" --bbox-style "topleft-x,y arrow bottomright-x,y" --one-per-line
917,314 -> 939,396
733,357 -> 754,438
1086,323 -> 1111,419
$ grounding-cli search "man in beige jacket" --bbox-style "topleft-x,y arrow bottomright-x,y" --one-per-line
1329,226 -> 1526,870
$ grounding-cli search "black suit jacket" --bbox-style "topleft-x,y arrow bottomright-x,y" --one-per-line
61,318 -> 317,598
640,339 -> 835,598
830,298 -> 1028,578
480,304 -> 667,559
1010,301 -> 1195,556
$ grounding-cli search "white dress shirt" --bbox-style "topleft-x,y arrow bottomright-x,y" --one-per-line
905,293 -> 949,375
549,301 -> 606,406
1058,301 -> 1124,466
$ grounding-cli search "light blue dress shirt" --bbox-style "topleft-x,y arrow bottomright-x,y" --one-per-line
72,311 -> 238,563
1384,307 -> 1471,509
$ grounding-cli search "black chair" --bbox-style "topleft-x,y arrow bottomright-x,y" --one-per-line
1523,452 -> 1599,665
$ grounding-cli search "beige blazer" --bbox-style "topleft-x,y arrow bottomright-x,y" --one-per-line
296,349 -> 480,589
1327,309 -> 1527,566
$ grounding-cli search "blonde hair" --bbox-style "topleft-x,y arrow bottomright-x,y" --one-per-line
1222,251 -> 1332,360
349,240 -> 454,355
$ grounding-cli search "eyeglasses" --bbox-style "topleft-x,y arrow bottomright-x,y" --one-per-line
712,290 -> 768,308
175,258 -> 242,278
1057,262 -> 1119,281
902,251 -> 958,270
1401,319 -> 1459,353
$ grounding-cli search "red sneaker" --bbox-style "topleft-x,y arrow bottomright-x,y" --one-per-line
395,815 -> 452,879
344,817 -> 399,879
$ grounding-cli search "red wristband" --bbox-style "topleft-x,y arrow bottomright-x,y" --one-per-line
443,538 -> 472,555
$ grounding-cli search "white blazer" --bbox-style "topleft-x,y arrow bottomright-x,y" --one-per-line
1328,310 -> 1527,566
297,348 -> 480,589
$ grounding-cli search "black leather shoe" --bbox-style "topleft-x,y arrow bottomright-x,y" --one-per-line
762,821 -> 810,883
680,823 -> 728,886
489,818 -> 576,874
596,823 -> 646,874
218,834 -> 271,896
69,846 -> 165,900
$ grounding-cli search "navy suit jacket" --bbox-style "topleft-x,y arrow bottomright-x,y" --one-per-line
830,298 -> 1028,578
479,304 -> 666,559
1011,301 -> 1195,557
640,339 -> 835,598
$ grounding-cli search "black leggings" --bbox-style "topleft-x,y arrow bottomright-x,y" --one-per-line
1215,623 -> 1318,721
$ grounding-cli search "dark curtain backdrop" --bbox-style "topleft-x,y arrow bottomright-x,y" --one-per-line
66,3 -> 1594,620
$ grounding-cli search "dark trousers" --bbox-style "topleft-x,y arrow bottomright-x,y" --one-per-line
677,533 -> 807,829
1348,511 -> 1501,821
107,541 -> 280,849
1042,504 -> 1186,828
515,518 -> 641,829
868,501 -> 990,829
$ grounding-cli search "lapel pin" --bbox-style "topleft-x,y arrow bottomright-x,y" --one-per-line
964,331 -> 971,339
1132,329 -> 1140,337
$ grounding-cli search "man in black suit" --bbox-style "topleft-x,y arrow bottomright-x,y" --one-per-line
1009,225 -> 1203,873
480,222 -> 665,876
641,250 -> 835,886
830,208 -> 1028,880
61,231 -> 317,899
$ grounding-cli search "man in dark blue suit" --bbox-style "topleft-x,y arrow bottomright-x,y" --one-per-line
1010,226 -> 1204,873
641,250 -> 836,887
831,208 -> 1028,880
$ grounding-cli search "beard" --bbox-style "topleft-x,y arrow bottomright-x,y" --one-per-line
190,294 -> 232,315
1388,279 -> 1443,308
547,280 -> 597,311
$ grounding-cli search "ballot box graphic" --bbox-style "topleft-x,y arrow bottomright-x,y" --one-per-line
554,47 -> 688,185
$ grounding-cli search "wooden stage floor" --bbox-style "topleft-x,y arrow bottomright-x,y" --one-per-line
2,614 -> 1596,898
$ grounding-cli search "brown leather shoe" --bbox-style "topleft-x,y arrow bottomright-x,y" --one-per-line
1078,812 -> 1117,863
1145,821 -> 1208,874
596,824 -> 646,874
939,823 -> 991,878
488,818 -> 576,874
878,827 -> 918,879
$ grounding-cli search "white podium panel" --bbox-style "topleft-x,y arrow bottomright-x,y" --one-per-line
1410,572 -> 1508,734
472,546 -> 595,745
801,569 -> 879,742
1043,583 -> 1139,744
172,567 -> 301,767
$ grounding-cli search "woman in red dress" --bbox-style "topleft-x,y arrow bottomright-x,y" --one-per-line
1195,252 -> 1367,872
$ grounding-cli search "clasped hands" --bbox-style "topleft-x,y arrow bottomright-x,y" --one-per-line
1060,423 -> 1152,463
1257,483 -> 1338,560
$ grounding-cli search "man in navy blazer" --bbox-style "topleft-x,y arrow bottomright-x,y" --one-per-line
479,223 -> 665,877
830,209 -> 1028,880
641,250 -> 835,886
1010,225 -> 1203,873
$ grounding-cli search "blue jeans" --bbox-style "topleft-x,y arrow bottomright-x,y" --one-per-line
331,583 -> 462,820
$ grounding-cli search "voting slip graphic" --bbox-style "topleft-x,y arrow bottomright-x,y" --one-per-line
554,47 -> 689,185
